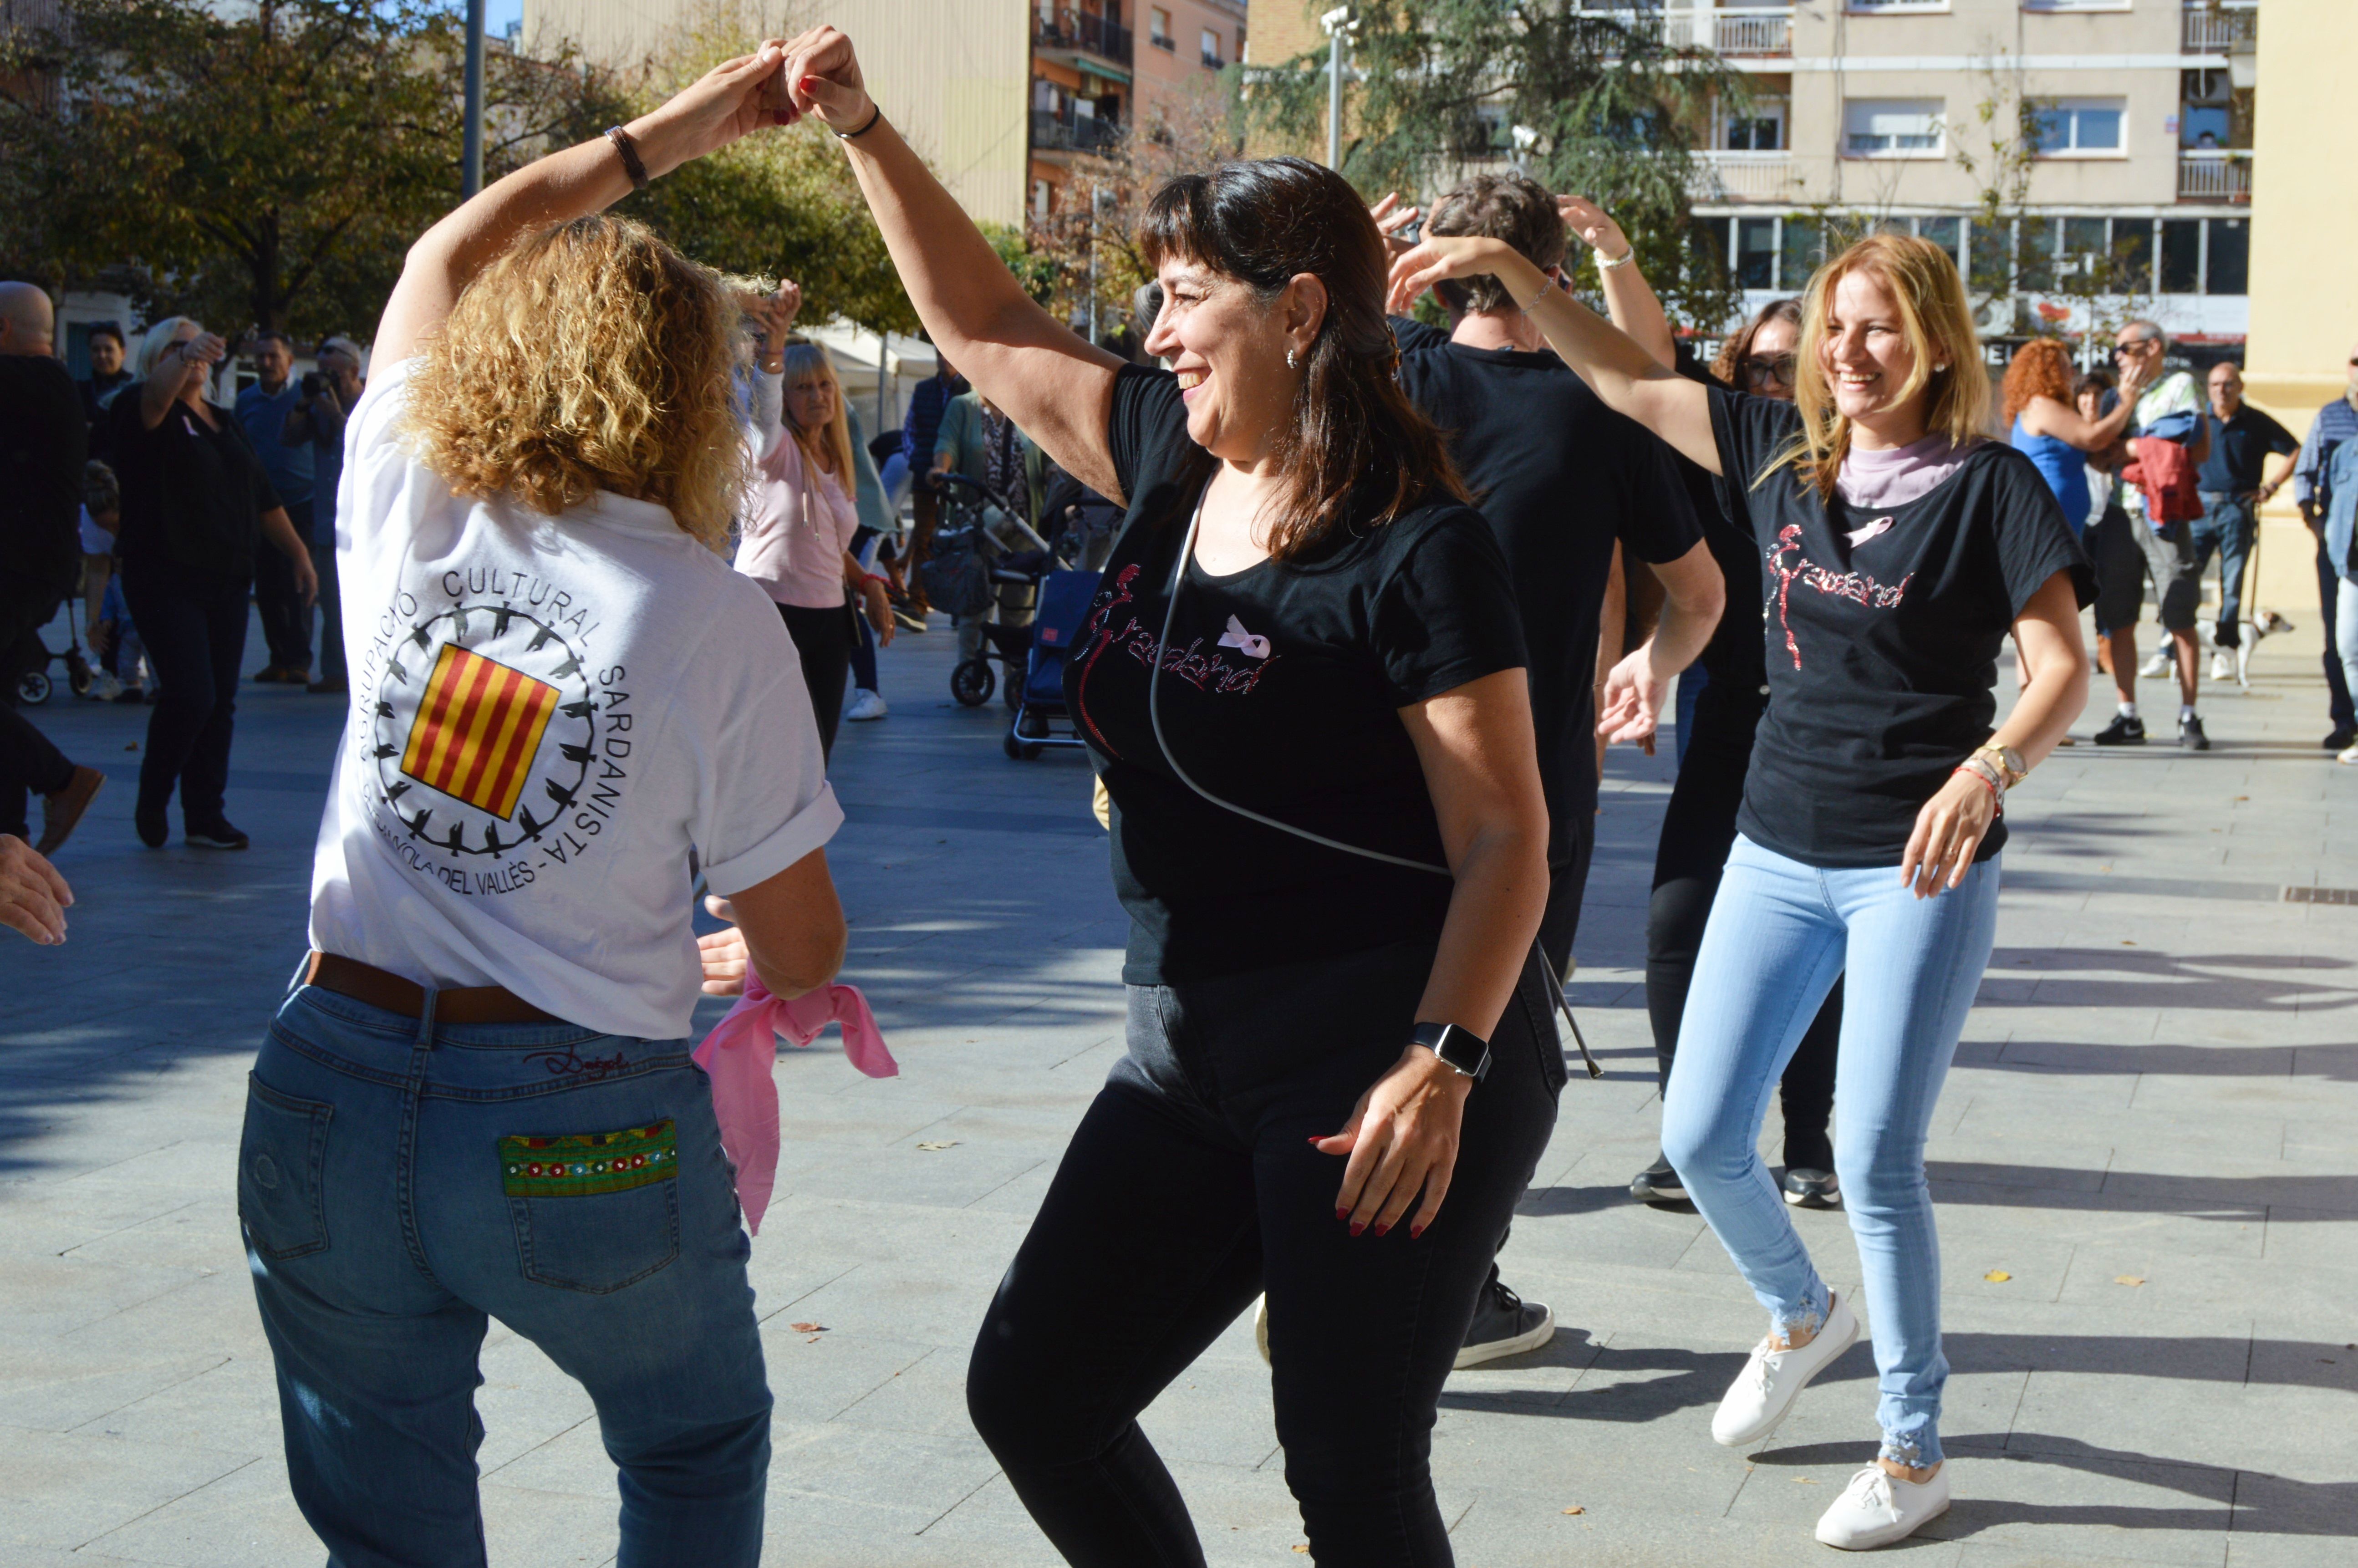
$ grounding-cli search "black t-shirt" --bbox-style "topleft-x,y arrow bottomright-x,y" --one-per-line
1070,365 -> 1528,985
1709,389 -> 2093,868
1391,317 -> 1701,844
2197,404 -> 2298,495
107,387 -> 282,579
0,355 -> 89,591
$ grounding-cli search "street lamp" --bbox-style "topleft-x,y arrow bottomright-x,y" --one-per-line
1319,6 -> 1355,172
462,0 -> 484,198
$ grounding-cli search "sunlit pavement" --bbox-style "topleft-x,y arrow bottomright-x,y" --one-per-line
4,599 -> 2354,1566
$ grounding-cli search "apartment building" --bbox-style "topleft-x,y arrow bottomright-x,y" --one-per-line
1684,0 -> 2256,356
1028,0 -> 1247,216
1253,0 -> 2257,352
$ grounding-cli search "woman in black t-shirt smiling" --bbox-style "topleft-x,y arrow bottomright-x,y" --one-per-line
788,28 -> 1556,1567
1391,229 -> 2090,1549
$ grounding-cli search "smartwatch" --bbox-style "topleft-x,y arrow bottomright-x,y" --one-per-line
1411,1021 -> 1490,1082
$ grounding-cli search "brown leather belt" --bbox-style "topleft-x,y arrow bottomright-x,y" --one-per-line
301,951 -> 560,1026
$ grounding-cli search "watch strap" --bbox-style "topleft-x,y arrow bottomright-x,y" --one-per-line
1411,1021 -> 1490,1082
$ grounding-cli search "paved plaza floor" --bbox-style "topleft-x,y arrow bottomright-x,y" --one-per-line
4,599 -> 2355,1567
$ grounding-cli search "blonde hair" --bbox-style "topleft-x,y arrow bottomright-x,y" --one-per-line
778,341 -> 856,487
1770,232 -> 1989,502
136,316 -> 199,380
402,215 -> 745,549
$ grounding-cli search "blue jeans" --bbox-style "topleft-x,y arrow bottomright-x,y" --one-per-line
1661,835 -> 2001,1470
2337,577 -> 2358,718
2324,533 -> 2358,733
2190,494 -> 2254,647
241,980 -> 771,1567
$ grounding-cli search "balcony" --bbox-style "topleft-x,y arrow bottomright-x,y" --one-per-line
1032,108 -> 1122,154
1690,149 -> 1797,203
1034,8 -> 1132,68
1201,49 -> 1224,70
2178,148 -> 2251,203
2182,0 -> 2257,55
1148,31 -> 1173,51
1578,6 -> 1791,60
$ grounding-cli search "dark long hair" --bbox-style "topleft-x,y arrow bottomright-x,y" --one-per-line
1139,157 -> 1466,560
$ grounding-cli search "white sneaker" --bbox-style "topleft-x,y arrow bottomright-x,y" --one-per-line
1253,1293 -> 1272,1365
845,688 -> 888,722
2209,651 -> 2233,683
1815,1462 -> 1951,1550
2338,743 -> 2358,767
1709,1291 -> 1859,1447
2139,651 -> 2172,677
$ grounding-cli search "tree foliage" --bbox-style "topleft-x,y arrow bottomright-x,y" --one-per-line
1237,0 -> 1742,330
1025,89 -> 1243,345
0,0 -> 621,337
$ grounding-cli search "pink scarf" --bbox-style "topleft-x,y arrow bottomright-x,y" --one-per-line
693,976 -> 897,1234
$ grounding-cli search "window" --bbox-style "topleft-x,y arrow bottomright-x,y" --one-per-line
1149,6 -> 1171,47
1736,218 -> 1777,289
2060,216 -> 2108,279
1916,216 -> 1963,269
1780,218 -> 1823,290
2160,219 -> 2202,293
1201,26 -> 1222,67
1843,99 -> 1944,158
2114,221 -> 2154,293
2206,219 -> 2248,295
2016,217 -> 2059,292
2034,99 -> 2125,157
1725,112 -> 1784,152
1847,0 -> 1949,11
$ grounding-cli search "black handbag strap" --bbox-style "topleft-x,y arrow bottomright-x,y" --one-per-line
1143,494 -> 1599,1079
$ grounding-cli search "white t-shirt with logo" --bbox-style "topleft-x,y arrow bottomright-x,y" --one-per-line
307,357 -> 843,1040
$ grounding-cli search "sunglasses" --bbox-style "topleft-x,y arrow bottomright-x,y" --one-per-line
2113,339 -> 2157,358
1742,352 -> 1797,387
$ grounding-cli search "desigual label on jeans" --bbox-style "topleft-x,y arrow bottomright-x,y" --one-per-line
499,1120 -> 677,1197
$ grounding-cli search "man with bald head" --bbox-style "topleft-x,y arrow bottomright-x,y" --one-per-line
0,281 -> 104,854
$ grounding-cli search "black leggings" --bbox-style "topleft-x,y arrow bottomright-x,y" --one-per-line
119,562 -> 250,825
968,938 -> 1564,1567
1648,684 -> 1838,1171
777,600 -> 852,762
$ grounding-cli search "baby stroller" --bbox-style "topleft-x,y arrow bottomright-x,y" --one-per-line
921,472 -> 1055,708
1004,566 -> 1101,759
13,611 -> 93,705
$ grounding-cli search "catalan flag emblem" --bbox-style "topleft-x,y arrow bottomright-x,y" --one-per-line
398,644 -> 559,820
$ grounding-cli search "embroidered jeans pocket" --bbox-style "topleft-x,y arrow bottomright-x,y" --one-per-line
239,1076 -> 333,1261
500,1120 -> 681,1294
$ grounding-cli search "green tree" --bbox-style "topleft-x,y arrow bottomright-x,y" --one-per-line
1237,0 -> 1742,330
0,0 -> 620,338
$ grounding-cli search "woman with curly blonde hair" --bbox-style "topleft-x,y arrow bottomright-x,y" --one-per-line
2003,335 -> 2141,540
1391,226 -> 2094,1548
241,45 -> 854,1565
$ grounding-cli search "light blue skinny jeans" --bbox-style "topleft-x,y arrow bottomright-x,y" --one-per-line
1661,834 -> 2001,1470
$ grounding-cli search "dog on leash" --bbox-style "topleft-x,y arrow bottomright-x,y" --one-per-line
2200,608 -> 2291,689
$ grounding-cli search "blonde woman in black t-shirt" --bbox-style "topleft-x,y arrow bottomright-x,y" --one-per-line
785,27 -> 1561,1567
1391,230 -> 2092,1548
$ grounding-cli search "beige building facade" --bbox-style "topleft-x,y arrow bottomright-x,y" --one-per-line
520,0 -> 1035,228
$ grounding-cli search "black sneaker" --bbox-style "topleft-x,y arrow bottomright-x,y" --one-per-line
2093,713 -> 2146,746
1455,1280 -> 1554,1368
2179,714 -> 2210,751
184,818 -> 250,850
1783,1168 -> 1842,1208
134,803 -> 169,849
2325,726 -> 2357,752
1631,1155 -> 1687,1206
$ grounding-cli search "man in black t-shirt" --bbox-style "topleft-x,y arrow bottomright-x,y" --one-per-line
0,282 -> 104,854
1392,174 -> 1724,1367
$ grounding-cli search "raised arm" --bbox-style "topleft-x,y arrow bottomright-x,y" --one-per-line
374,45 -> 799,367
1558,198 -> 1675,368
1389,235 -> 1718,473
779,27 -> 1127,502
2019,384 -> 2137,453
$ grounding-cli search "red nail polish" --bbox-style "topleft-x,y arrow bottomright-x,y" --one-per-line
1349,1221 -> 1365,1237
1372,1222 -> 1390,1237
1307,1136 -> 1324,1145
1409,1224 -> 1425,1239
1335,1207 -> 1350,1222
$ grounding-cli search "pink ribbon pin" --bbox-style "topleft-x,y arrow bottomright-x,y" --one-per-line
692,974 -> 897,1235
